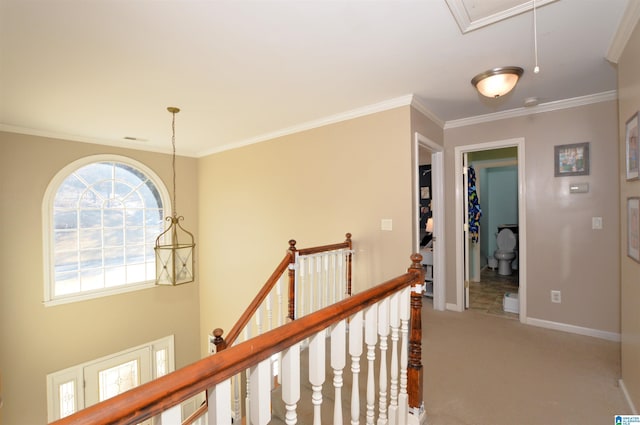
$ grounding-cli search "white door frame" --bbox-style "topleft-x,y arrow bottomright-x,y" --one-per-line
454,137 -> 527,323
414,132 -> 445,311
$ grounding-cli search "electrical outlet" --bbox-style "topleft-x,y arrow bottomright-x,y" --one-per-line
592,217 -> 603,230
551,290 -> 561,304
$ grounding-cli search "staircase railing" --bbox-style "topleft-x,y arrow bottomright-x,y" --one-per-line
217,233 -> 353,352
51,234 -> 424,425
51,253 -> 425,425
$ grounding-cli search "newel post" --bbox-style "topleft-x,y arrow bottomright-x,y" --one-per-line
345,233 -> 353,296
407,253 -> 425,415
287,239 -> 297,321
212,328 -> 227,352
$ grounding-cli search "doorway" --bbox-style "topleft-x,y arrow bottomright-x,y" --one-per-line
454,138 -> 527,323
414,132 -> 445,311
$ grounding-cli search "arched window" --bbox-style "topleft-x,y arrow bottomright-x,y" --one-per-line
43,155 -> 170,305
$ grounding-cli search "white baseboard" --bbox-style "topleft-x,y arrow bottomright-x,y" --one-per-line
446,302 -> 462,312
619,379 -> 639,414
526,317 -> 621,342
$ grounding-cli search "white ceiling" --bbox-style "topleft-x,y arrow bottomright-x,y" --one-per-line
0,0 -> 630,157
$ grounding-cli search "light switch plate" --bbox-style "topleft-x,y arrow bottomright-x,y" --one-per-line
381,219 -> 393,231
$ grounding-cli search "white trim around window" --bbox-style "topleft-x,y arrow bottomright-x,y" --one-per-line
42,154 -> 172,307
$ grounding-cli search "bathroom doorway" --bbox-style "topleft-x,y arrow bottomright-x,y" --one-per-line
454,138 -> 527,323
469,153 -> 519,318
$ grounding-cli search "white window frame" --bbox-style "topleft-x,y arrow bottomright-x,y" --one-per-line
42,155 -> 171,306
46,335 -> 175,422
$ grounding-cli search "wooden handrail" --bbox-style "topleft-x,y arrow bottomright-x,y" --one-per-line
223,248 -> 295,349
52,254 -> 423,425
218,233 -> 353,349
296,232 -> 352,256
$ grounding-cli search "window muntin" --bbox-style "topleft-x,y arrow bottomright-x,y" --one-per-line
44,156 -> 170,305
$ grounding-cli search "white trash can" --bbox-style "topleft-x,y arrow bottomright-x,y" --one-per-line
503,292 -> 519,314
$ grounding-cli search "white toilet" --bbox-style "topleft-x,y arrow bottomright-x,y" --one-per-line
494,229 -> 517,276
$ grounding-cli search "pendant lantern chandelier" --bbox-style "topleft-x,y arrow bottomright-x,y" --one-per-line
155,106 -> 195,285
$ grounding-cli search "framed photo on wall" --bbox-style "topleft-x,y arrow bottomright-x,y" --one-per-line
554,142 -> 590,177
628,197 -> 640,263
626,112 -> 639,180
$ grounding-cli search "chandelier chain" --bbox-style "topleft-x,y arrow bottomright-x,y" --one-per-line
533,0 -> 540,73
171,109 -> 177,216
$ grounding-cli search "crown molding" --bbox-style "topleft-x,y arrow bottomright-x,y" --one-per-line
199,94 -> 416,156
410,96 -> 445,129
0,123 -> 192,156
444,90 -> 618,130
606,0 -> 640,63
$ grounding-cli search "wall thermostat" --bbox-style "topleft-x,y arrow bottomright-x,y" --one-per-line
569,182 -> 589,193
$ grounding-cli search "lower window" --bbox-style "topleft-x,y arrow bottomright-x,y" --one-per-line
46,336 -> 174,422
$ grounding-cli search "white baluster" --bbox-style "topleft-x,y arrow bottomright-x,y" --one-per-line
388,292 -> 400,425
277,276 -> 283,327
320,253 -> 331,308
250,359 -> 271,425
282,343 -> 301,425
318,254 -> 323,308
378,297 -> 390,425
398,287 -> 410,425
350,311 -> 363,425
244,327 -> 251,421
324,253 -> 330,307
310,256 -> 316,313
158,405 -> 181,424
333,251 -> 344,302
332,319 -> 346,425
233,374 -> 241,424
207,379 -> 232,425
266,291 -> 273,331
343,251 -> 348,296
309,331 -> 325,425
327,253 -> 333,304
365,304 -> 378,425
299,257 -> 306,318
276,277 -> 283,387
256,303 -> 263,336
334,252 -> 341,300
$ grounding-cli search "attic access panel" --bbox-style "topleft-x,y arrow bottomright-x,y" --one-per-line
445,0 -> 558,33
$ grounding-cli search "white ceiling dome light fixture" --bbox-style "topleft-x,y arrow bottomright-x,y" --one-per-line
471,66 -> 524,98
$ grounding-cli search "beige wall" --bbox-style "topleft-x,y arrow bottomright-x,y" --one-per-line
197,107 -> 418,354
619,19 -> 640,412
0,132 -> 201,424
444,100 -> 620,333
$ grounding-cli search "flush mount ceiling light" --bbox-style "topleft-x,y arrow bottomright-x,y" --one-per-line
471,66 -> 524,98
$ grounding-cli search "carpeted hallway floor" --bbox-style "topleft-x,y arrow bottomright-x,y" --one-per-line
422,299 -> 630,424
268,297 -> 631,424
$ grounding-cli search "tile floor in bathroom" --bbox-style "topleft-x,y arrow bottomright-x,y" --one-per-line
469,267 -> 519,319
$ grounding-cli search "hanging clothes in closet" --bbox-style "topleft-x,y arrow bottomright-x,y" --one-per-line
467,165 -> 482,243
